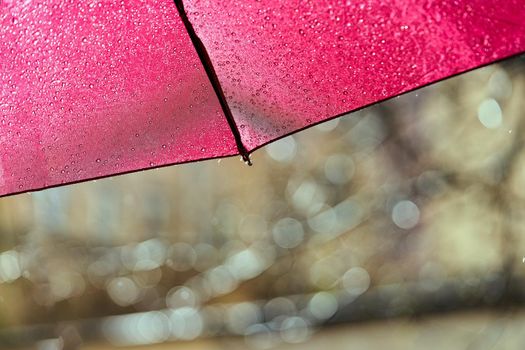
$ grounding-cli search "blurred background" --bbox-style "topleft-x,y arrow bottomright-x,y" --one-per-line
0,55 -> 524,350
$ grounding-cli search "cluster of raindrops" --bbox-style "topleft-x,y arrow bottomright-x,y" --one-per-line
183,0 -> 523,150
0,0 -> 237,195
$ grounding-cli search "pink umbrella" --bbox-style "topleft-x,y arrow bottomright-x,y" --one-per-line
1,0 -> 524,196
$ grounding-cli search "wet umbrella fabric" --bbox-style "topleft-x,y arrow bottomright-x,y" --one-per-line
0,0 -> 524,196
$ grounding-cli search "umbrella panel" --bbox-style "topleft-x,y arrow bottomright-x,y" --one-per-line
184,0 -> 525,150
0,0 -> 237,196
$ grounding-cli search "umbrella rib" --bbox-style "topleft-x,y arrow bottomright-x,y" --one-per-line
174,0 -> 252,165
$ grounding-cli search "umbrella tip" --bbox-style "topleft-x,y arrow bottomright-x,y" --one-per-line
241,153 -> 253,166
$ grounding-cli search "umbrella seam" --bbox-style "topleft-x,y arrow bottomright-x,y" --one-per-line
174,0 -> 252,165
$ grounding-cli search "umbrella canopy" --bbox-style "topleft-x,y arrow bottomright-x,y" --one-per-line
1,0 -> 524,196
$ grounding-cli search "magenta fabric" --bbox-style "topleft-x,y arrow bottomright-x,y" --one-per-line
1,0 -> 525,196
185,0 -> 525,151
0,0 -> 237,195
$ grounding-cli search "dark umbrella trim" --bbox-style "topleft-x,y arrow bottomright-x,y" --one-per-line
0,152 -> 239,199
245,52 -> 525,155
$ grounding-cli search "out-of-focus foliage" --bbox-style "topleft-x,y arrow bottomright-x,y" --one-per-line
0,56 -> 524,349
